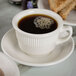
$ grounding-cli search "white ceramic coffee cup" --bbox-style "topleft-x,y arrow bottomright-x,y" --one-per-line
12,9 -> 72,56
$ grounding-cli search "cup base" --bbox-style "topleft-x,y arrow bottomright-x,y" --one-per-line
22,49 -> 54,58
19,45 -> 55,57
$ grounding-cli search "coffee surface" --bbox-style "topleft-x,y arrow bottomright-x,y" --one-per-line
18,14 -> 58,34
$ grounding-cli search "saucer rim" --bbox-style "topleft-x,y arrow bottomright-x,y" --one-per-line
1,28 -> 74,67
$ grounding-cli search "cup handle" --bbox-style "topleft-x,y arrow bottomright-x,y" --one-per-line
56,26 -> 72,45
64,21 -> 76,26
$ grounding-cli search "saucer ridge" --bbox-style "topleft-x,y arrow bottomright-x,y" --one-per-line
1,28 -> 74,67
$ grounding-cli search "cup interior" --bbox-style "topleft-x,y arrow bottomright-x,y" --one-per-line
12,9 -> 63,36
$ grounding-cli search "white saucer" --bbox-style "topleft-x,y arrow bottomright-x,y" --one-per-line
38,0 -> 76,26
0,52 -> 20,76
1,28 -> 74,67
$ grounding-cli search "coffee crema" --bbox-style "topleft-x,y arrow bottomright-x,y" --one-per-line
18,14 -> 58,34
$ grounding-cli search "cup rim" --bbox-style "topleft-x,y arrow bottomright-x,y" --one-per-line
12,9 -> 63,37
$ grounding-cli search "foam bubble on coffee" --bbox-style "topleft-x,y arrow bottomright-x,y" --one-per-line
34,16 -> 54,29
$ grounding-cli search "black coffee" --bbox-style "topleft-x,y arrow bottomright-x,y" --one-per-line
18,14 -> 58,34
